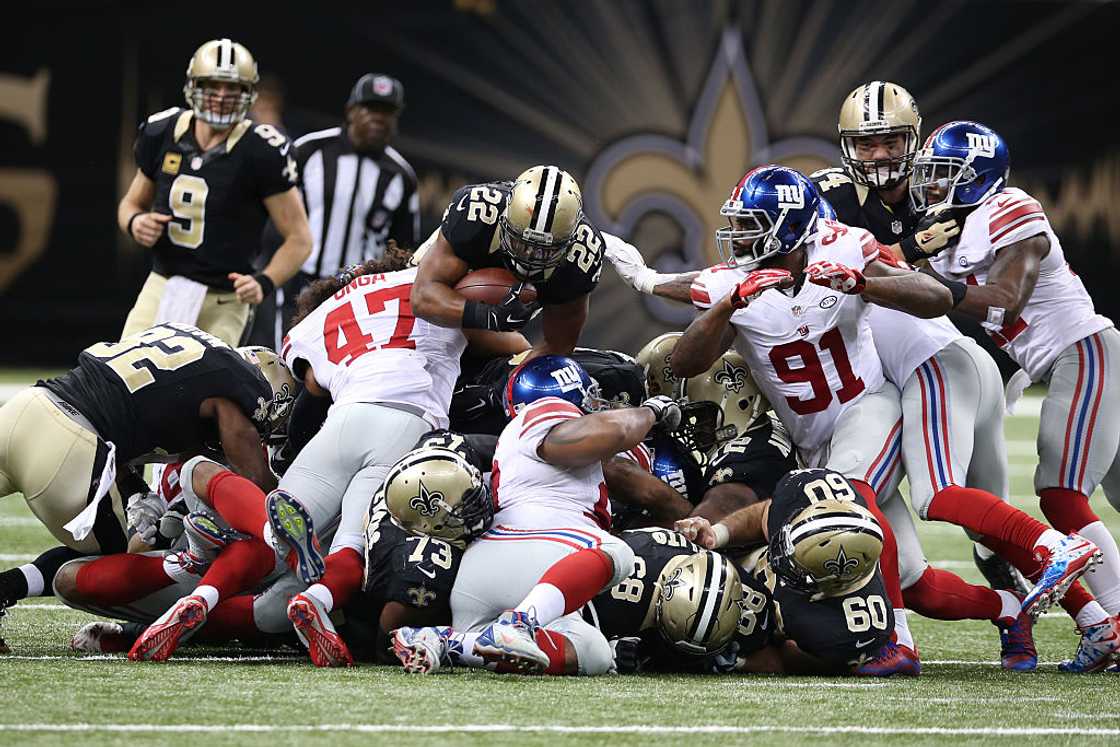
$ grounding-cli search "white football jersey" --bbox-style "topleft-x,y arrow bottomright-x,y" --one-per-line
281,266 -> 466,426
868,306 -> 962,388
492,397 -> 611,530
929,187 -> 1112,380
690,220 -> 886,451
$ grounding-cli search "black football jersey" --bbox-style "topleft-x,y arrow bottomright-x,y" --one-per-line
704,413 -> 796,500
811,168 -> 919,245
133,107 -> 298,288
40,323 -> 272,463
440,181 -> 604,305
759,470 -> 893,668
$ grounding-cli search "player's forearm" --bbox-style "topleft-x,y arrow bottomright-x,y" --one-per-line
862,273 -> 952,318
954,283 -> 1025,326
670,299 -> 735,377
412,281 -> 468,328
719,499 -> 769,546
117,196 -> 150,236
541,409 -> 657,467
651,272 -> 701,304
603,459 -> 692,525
262,231 -> 312,287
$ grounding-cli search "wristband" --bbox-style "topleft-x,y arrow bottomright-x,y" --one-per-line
253,273 -> 276,297
935,276 -> 968,308
711,522 -> 730,549
126,211 -> 144,240
899,235 -> 924,264
461,299 -> 495,331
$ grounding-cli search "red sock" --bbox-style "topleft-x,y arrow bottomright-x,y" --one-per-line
927,485 -> 1046,551
852,480 -> 903,609
534,629 -> 575,675
980,536 -> 1094,618
903,566 -> 1003,622
1039,488 -> 1099,533
196,595 -> 272,644
209,471 -> 269,539
75,554 -> 172,607
539,548 -> 615,614
197,539 -> 275,602
316,549 -> 364,609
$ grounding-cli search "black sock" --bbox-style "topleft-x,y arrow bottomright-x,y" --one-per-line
32,546 -> 85,597
0,567 -> 28,605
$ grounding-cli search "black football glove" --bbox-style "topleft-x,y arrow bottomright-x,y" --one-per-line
461,283 -> 541,331
900,206 -> 962,263
642,395 -> 683,431
609,636 -> 647,674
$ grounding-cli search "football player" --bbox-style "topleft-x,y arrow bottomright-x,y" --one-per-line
411,165 -> 605,356
390,355 -> 680,675
117,39 -> 311,347
913,121 -> 1120,671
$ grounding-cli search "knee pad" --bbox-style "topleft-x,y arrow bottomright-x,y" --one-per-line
252,573 -> 305,634
178,455 -> 224,513
545,615 -> 615,676
599,538 -> 636,588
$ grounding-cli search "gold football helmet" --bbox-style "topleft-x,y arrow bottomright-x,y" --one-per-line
183,38 -> 259,129
635,333 -> 682,397
769,497 -> 883,602
499,165 -> 583,280
676,350 -> 768,455
838,80 -> 921,189
655,551 -> 744,656
383,446 -> 493,546
236,346 -> 296,443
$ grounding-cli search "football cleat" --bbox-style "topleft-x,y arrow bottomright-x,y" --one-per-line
973,547 -> 1031,595
474,609 -> 549,674
287,592 -> 353,668
1022,534 -> 1102,620
0,604 -> 10,655
128,595 -> 208,662
995,599 -> 1037,672
392,626 -> 453,674
71,621 -> 137,654
266,490 -> 325,584
1058,616 -> 1120,674
180,511 -> 245,574
854,641 -> 921,677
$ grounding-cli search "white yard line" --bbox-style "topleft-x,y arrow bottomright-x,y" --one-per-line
0,724 -> 1116,737
0,554 -> 35,562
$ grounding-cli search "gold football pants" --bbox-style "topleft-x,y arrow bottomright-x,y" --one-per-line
122,272 -> 250,347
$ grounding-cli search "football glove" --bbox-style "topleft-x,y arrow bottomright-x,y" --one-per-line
642,395 -> 683,431
609,636 -> 646,674
603,233 -> 658,294
806,260 -> 866,295
461,283 -> 541,332
730,269 -> 794,309
126,491 -> 167,546
900,207 -> 961,263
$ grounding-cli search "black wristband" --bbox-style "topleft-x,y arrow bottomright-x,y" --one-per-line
253,273 -> 276,297
126,211 -> 144,240
936,276 -> 968,308
899,235 -> 924,264
461,300 -> 496,331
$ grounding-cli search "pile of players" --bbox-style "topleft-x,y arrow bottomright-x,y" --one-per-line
1,75 -> 1119,677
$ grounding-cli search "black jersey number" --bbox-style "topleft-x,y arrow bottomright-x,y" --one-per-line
168,175 -> 209,249
85,325 -> 208,393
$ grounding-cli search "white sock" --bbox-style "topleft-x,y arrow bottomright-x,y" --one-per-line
1073,521 -> 1120,614
1033,529 -> 1066,553
193,584 -> 220,612
163,555 -> 200,584
19,564 -> 44,597
304,583 -> 334,613
974,542 -> 995,561
515,583 -> 566,626
995,590 -> 1020,623
1075,600 -> 1110,630
893,609 -> 915,650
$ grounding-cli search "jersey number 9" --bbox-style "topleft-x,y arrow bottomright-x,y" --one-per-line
168,175 -> 209,250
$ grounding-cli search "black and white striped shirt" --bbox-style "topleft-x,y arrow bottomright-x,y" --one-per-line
293,127 -> 420,277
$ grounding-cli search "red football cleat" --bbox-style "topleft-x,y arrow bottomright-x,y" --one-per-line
128,595 -> 208,662
287,592 -> 353,668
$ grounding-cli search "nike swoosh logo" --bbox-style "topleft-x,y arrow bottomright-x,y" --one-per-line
216,298 -> 237,305
505,315 -> 521,325
855,638 -> 878,648
416,566 -> 437,580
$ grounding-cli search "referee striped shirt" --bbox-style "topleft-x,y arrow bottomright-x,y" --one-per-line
293,127 -> 420,277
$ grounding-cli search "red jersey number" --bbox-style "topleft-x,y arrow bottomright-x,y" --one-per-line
324,284 -> 417,365
769,327 -> 865,415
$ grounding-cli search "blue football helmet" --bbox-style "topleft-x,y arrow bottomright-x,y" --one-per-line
716,166 -> 821,269
909,120 -> 1010,211
817,196 -> 837,221
504,355 -> 606,417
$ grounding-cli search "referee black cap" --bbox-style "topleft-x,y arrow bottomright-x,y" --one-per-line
347,73 -> 404,110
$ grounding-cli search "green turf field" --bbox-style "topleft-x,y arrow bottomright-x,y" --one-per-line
1,394 -> 1118,746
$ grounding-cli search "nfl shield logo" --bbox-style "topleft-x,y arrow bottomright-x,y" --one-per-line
373,76 -> 393,96
891,220 -> 903,235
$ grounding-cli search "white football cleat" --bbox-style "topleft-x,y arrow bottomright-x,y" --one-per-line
392,626 -> 452,674
474,610 -> 549,674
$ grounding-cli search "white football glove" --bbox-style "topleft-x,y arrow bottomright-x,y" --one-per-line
641,395 -> 683,431
603,233 -> 659,294
126,491 -> 167,546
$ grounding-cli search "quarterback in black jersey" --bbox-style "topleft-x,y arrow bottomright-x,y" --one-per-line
412,165 -> 605,356
117,39 -> 310,347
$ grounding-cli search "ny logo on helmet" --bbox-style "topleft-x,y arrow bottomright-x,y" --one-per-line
550,365 -> 584,392
713,360 -> 748,393
823,546 -> 860,577
409,480 -> 443,517
965,132 -> 997,158
775,184 -> 805,209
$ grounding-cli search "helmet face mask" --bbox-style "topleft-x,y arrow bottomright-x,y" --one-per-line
908,121 -> 1010,212
840,131 -> 918,190
183,39 -> 259,130
909,152 -> 981,212
497,214 -> 575,280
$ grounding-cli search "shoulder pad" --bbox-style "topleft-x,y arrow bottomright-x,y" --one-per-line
138,107 -> 185,136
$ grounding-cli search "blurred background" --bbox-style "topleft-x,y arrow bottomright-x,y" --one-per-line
2,0 -> 1117,365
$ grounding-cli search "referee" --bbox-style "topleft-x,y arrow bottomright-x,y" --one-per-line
280,73 -> 420,330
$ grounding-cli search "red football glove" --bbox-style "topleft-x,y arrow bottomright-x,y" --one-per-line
730,269 -> 794,309
806,260 -> 866,295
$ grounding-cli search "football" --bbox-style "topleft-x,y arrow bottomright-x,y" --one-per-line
454,267 -> 538,305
